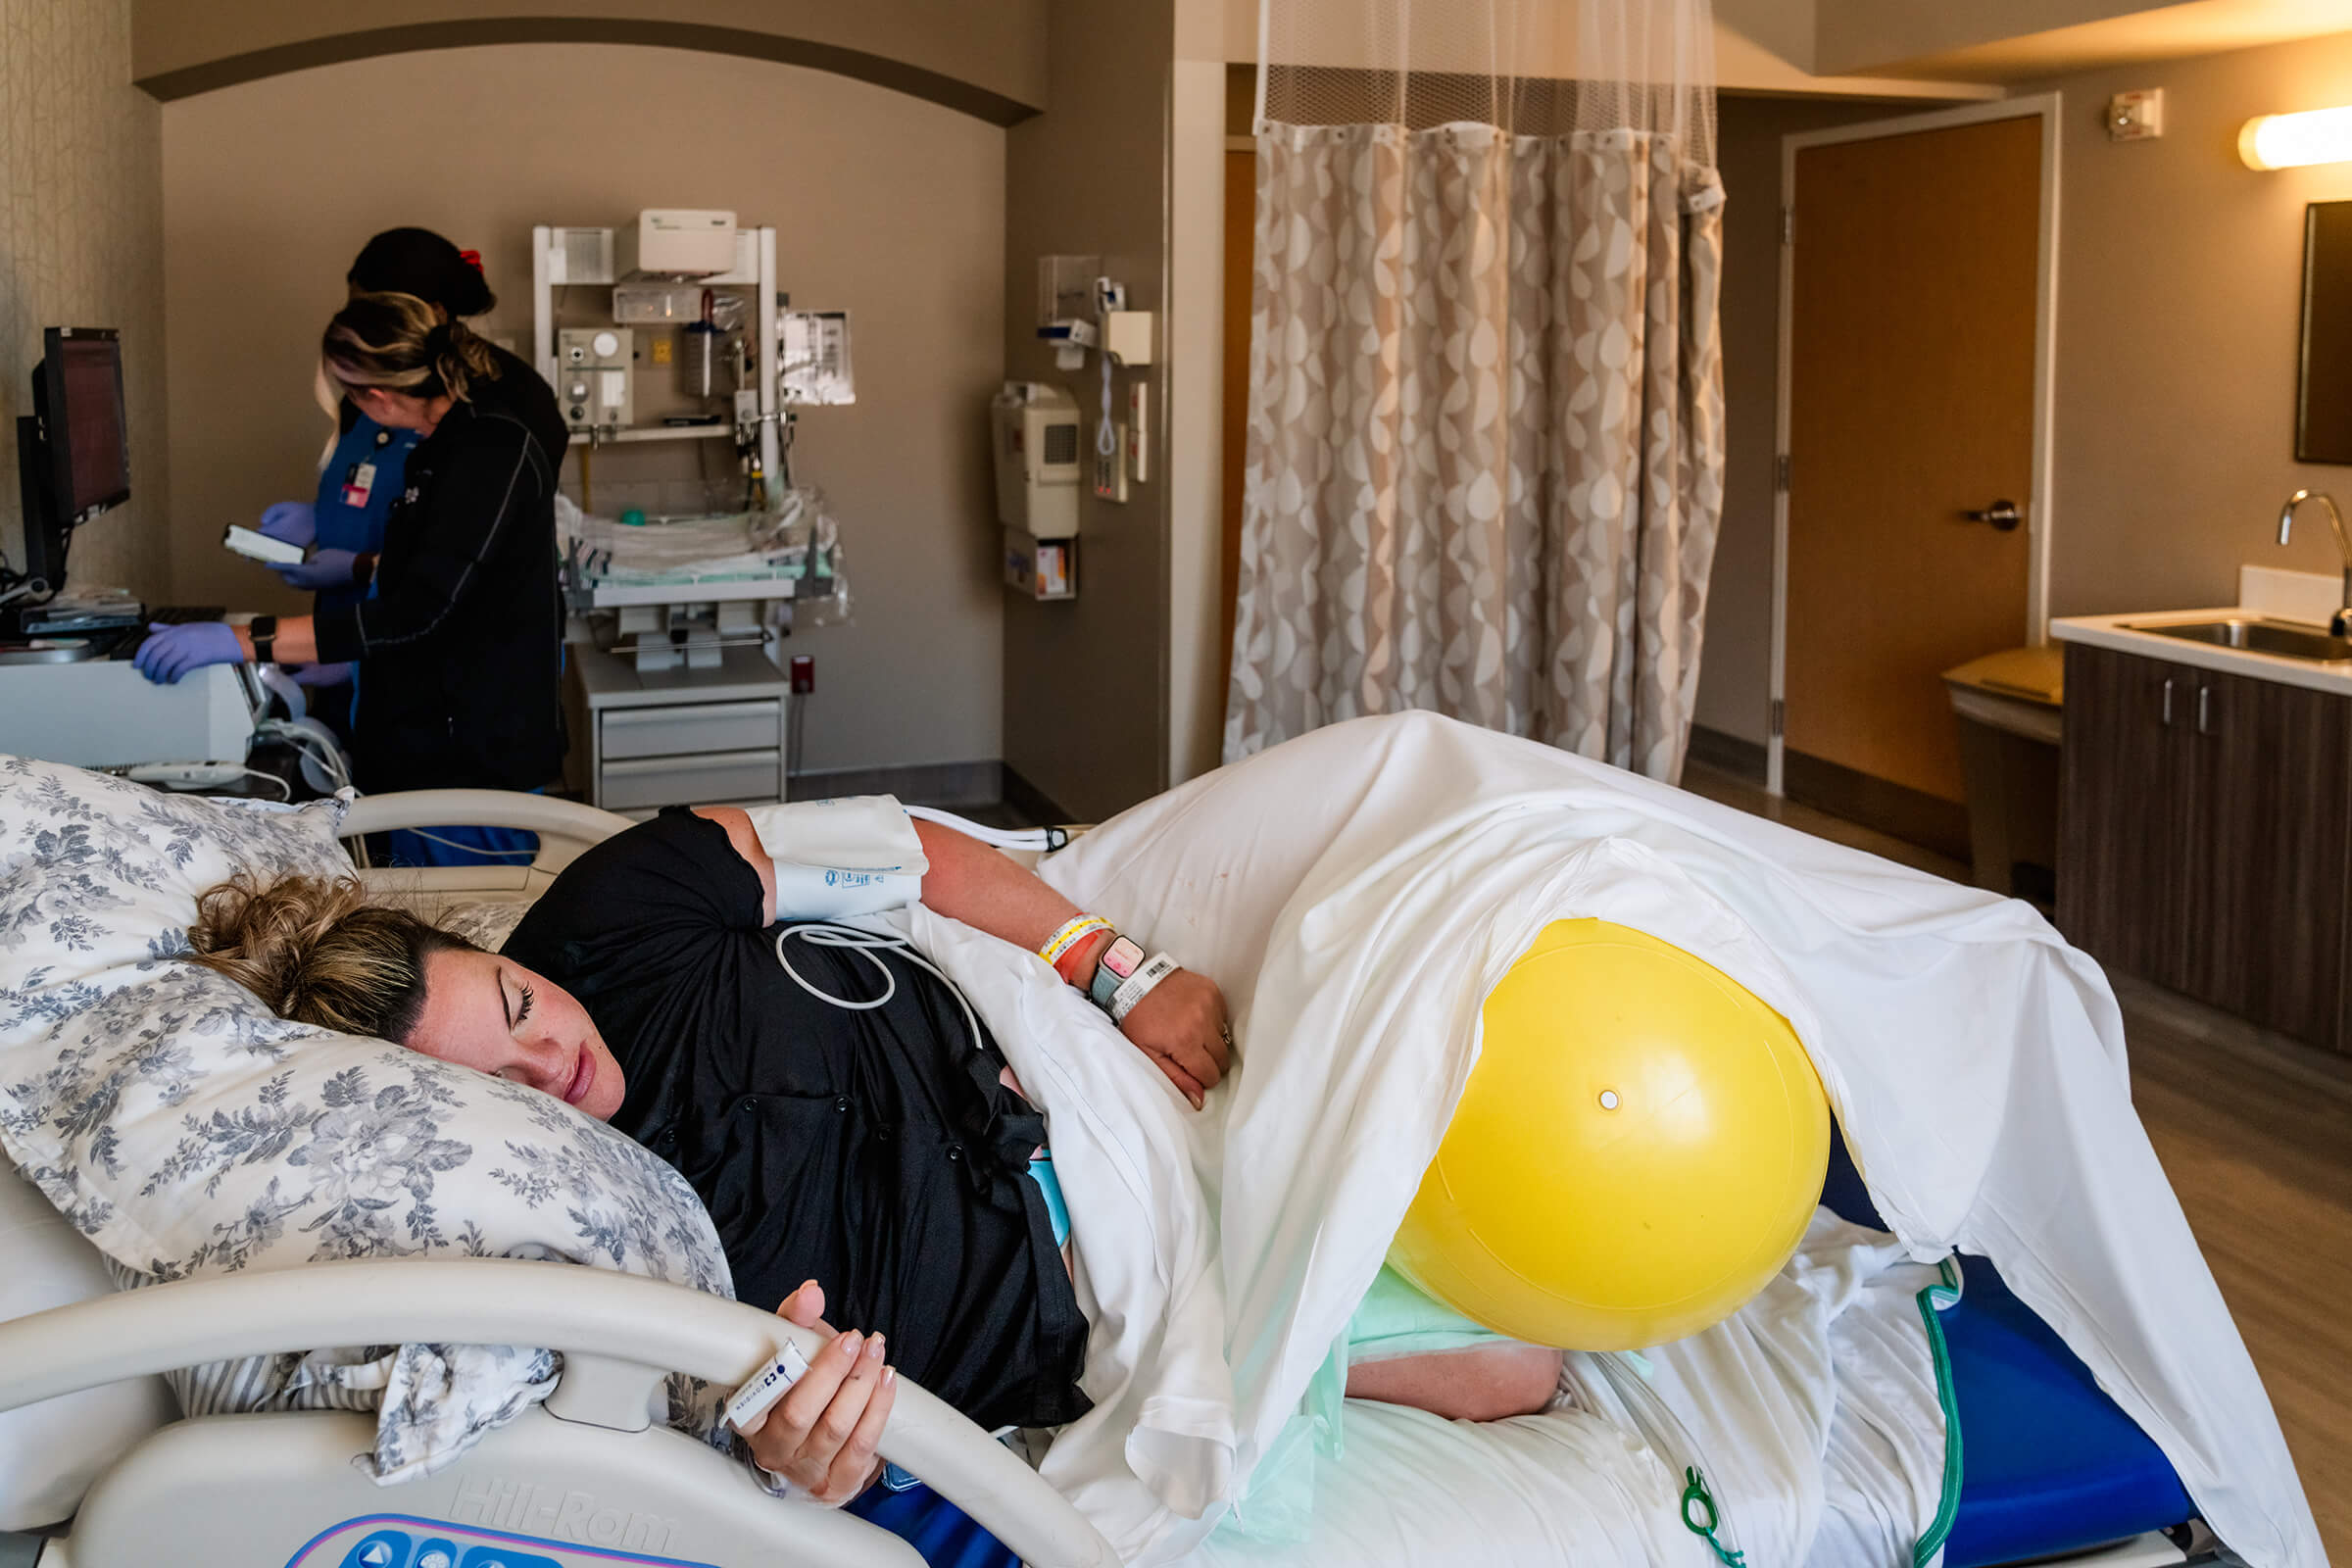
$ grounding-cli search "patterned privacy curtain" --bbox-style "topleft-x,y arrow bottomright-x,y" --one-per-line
1226,0 -> 1726,781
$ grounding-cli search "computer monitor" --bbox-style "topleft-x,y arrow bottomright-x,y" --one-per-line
15,326 -> 130,595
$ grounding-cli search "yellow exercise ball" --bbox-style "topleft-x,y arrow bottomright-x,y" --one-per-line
1388,918 -> 1830,1351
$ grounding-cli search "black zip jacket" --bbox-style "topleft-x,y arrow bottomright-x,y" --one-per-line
313,348 -> 570,794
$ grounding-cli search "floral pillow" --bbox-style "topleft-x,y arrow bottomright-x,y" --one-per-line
0,755 -> 737,1482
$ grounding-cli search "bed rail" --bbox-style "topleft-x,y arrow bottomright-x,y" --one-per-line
0,1259 -> 1116,1568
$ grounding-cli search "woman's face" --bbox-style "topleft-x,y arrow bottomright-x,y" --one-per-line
408,950 -> 626,1122
351,385 -> 445,434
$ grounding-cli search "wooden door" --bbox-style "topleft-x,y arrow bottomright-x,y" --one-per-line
2178,665 -> 2352,1049
2057,644 -> 2194,991
1786,116 -> 2041,825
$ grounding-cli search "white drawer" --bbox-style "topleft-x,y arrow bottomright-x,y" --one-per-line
601,700 -> 782,761
598,749 -> 783,811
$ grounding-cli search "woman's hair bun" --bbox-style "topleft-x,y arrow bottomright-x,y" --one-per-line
348,226 -> 495,318
187,872 -> 476,1044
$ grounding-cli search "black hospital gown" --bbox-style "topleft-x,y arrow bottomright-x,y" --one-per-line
499,808 -> 1090,1431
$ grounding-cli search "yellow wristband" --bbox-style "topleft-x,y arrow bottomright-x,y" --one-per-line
1039,915 -> 1113,968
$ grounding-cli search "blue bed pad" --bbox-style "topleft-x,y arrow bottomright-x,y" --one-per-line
1821,1128 -> 2194,1566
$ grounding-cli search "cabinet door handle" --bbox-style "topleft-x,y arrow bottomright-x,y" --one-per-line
2161,677 -> 2175,726
2197,684 -> 2212,735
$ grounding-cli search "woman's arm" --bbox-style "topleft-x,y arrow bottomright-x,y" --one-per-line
693,808 -> 1232,1105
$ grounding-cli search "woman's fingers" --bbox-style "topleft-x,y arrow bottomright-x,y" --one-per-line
1121,971 -> 1235,1110
818,1352 -> 896,1503
1151,1051 -> 1207,1109
776,1278 -> 829,1330
750,1326 -> 891,1506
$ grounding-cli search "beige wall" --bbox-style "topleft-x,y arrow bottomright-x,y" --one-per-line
133,0 -> 1048,120
1694,92 -> 1919,748
1002,0 -> 1176,821
162,43 -> 1007,774
2027,30 -> 2352,617
1697,32 -> 2352,746
0,0 -> 170,604
1817,0 -> 2352,82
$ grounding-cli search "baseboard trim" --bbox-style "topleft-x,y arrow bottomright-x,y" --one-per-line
1688,723 -> 1768,783
1784,749 -> 1971,863
789,759 -> 1003,808
999,764 -> 1075,827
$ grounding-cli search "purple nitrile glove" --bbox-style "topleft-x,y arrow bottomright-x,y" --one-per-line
133,621 -> 245,685
292,661 -> 354,687
270,548 -> 359,590
258,501 -> 318,548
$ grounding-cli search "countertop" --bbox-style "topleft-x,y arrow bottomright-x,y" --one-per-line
2049,565 -> 2352,697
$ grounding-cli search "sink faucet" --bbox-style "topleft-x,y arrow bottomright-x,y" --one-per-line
2278,489 -> 2352,635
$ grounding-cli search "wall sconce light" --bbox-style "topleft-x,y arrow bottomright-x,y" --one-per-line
2241,105 -> 2352,170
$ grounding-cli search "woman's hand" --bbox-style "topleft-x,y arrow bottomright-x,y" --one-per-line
133,622 -> 245,684
1120,969 -> 1232,1109
271,548 -> 360,590
738,1280 -> 896,1506
258,501 -> 317,548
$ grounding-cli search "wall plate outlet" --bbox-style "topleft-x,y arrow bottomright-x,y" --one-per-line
2108,89 -> 2163,141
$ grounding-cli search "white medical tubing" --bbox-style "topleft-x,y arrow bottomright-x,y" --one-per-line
903,805 -> 1070,854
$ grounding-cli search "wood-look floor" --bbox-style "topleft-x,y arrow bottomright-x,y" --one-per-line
1683,763 -> 2348,1561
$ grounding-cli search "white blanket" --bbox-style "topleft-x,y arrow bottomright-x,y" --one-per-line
919,712 -> 2314,1568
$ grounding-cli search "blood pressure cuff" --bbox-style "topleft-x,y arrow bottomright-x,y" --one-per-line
742,796 -> 929,918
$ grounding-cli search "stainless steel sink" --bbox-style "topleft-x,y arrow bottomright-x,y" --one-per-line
2122,616 -> 2352,663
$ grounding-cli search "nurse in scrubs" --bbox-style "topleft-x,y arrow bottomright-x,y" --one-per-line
251,228 -> 496,736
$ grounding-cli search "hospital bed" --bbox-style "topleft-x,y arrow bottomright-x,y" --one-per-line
0,789 -> 2221,1568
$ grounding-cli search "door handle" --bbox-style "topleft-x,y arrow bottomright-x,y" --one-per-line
2197,684 -> 2212,736
2161,677 -> 2175,726
1961,499 -> 2024,531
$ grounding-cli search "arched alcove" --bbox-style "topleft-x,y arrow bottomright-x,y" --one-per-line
132,4 -> 1046,124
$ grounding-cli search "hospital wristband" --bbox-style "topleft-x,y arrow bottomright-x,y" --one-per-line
1108,952 -> 1180,1024
1038,914 -> 1113,970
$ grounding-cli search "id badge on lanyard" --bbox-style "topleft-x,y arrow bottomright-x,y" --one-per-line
341,461 -> 378,510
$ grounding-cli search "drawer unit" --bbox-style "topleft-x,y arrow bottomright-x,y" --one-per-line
600,699 -> 782,761
598,750 -> 785,812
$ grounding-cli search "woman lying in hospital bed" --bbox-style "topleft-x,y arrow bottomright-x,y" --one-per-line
184,799 -> 1567,1509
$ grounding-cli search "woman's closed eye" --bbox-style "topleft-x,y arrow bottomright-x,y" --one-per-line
497,970 -> 536,1033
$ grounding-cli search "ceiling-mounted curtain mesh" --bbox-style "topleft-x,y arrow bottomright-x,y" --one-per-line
1230,0 -> 1727,779
1257,0 -> 1715,165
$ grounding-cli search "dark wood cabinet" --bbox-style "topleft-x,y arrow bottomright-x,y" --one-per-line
2058,641 -> 2352,1052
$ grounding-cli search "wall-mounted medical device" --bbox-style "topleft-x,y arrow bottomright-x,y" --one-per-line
546,227 -> 616,286
558,327 -> 634,430
994,383 -> 1081,541
618,210 -> 738,280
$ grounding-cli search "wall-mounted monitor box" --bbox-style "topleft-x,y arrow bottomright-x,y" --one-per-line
618,210 -> 738,280
992,382 -> 1082,539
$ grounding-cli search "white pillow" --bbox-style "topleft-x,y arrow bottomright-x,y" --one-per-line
0,755 -> 738,1514
0,1159 -> 176,1530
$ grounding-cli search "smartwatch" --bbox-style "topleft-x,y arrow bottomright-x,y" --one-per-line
249,614 -> 276,665
1089,936 -> 1146,1012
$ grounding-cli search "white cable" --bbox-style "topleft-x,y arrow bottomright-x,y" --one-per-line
254,717 -> 353,794
772,921 -> 985,1064
1097,349 -> 1117,459
903,805 -> 1068,854
232,766 -> 292,802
